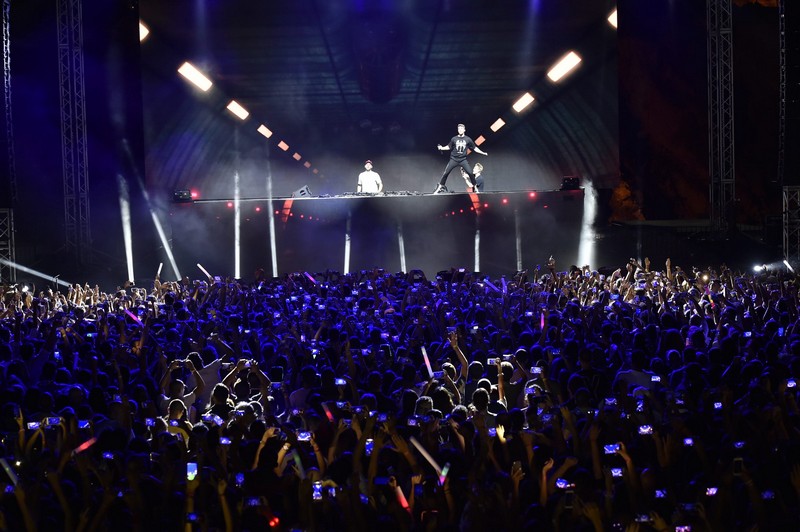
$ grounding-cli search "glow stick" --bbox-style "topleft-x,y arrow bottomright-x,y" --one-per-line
304,272 -> 317,284
395,486 -> 410,511
197,263 -> 212,279
321,403 -> 334,423
156,262 -> 163,278
438,461 -> 451,486
501,277 -> 507,294
409,436 -> 442,475
73,437 -> 97,455
124,309 -> 143,327
0,458 -> 18,485
420,346 -> 433,378
290,449 -> 306,479
541,312 -> 545,330
484,279 -> 500,292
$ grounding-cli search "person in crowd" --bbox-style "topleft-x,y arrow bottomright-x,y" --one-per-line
1,257 -> 799,531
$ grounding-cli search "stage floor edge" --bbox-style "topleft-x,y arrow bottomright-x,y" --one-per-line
169,190 -> 586,278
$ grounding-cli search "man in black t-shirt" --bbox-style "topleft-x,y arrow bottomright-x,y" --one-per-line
435,123 -> 488,193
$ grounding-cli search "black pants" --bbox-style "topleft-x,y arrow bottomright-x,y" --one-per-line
439,158 -> 475,187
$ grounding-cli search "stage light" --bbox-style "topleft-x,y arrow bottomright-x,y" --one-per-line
502,198 -> 509,204
257,124 -> 273,138
227,202 -> 233,208
292,185 -> 312,198
547,51 -> 582,82
513,92 -> 535,113
191,190 -> 199,199
178,62 -> 212,91
529,192 -> 536,198
313,168 -> 319,174
753,264 -> 765,273
608,9 -> 618,29
226,100 -> 249,120
304,161 -> 311,168
561,176 -> 581,190
490,118 -> 505,132
173,190 -> 193,203
475,135 -> 486,146
293,152 -> 302,161
278,141 -> 289,151
139,22 -> 150,42
256,206 -> 261,212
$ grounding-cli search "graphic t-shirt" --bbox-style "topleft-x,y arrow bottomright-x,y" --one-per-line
447,135 -> 476,162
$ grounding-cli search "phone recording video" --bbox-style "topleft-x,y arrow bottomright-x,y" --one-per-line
604,443 -> 620,454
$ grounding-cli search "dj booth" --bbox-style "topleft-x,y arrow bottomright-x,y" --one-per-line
169,189 -> 585,278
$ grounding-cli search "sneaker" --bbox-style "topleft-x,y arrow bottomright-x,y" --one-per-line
433,184 -> 447,194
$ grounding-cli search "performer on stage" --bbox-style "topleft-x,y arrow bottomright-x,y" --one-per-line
461,162 -> 485,193
357,160 -> 383,194
435,123 -> 487,193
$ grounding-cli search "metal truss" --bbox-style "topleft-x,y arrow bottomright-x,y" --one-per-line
56,0 -> 91,262
2,0 -> 15,206
784,187 -> 800,263
707,0 -> 736,233
778,0 -> 786,185
0,208 -> 14,283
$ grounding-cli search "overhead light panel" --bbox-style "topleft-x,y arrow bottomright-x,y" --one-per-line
139,22 -> 150,42
608,9 -> 618,29
513,92 -> 535,113
278,141 -> 289,151
257,124 -> 273,138
490,118 -> 505,132
547,51 -> 582,82
292,153 -> 302,161
304,162 -> 311,168
178,62 -> 212,91
475,135 -> 486,146
226,100 -> 249,120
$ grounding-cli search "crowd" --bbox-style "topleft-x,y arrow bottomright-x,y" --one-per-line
0,256 -> 799,531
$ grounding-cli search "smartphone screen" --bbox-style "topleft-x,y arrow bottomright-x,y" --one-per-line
186,462 -> 198,481
312,481 -> 323,501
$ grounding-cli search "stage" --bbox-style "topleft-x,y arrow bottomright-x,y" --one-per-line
168,189 -> 586,279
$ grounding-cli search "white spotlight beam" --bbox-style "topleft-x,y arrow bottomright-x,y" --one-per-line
547,51 -> 582,82
0,259 -> 71,288
178,62 -> 213,91
117,174 -> 135,283
234,170 -> 241,279
139,22 -> 150,42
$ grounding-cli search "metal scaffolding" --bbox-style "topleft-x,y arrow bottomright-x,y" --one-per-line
56,0 -> 91,262
707,0 -> 736,233
2,0 -> 15,207
1,0 -> 15,282
784,187 -> 800,263
778,0 -> 787,186
0,208 -> 14,283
